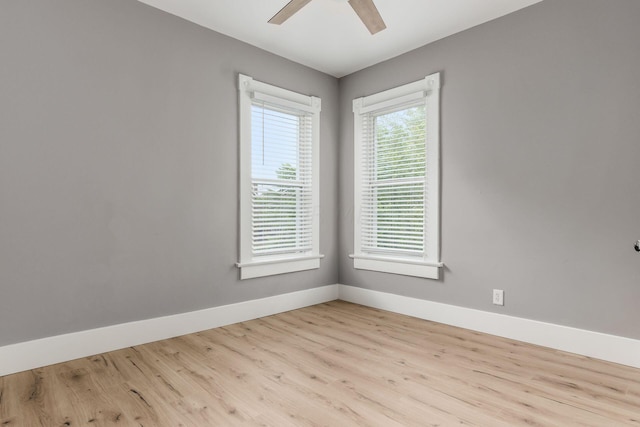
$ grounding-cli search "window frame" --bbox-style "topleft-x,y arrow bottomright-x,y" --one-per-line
352,73 -> 442,279
237,74 -> 322,280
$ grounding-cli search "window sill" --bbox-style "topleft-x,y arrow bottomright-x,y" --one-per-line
350,254 -> 442,280
237,254 -> 324,280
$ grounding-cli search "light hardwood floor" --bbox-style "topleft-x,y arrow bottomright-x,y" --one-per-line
1,300 -> 639,426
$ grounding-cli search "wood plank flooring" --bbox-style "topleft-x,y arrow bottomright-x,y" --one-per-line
1,300 -> 639,426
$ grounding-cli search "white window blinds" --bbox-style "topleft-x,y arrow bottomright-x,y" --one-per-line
251,102 -> 313,257
360,102 -> 427,258
352,73 -> 441,279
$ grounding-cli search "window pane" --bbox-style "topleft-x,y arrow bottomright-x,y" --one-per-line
373,183 -> 424,252
374,105 -> 426,181
252,182 -> 312,255
362,103 -> 427,256
250,103 -> 313,257
251,105 -> 300,181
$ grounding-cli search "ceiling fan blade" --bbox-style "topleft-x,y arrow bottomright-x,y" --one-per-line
268,0 -> 313,25
348,0 -> 386,34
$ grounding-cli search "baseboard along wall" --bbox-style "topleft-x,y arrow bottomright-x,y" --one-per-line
1,283 -> 638,377
0,285 -> 340,377
338,285 -> 640,370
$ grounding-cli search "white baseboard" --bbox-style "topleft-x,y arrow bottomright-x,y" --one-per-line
0,284 -> 339,377
338,285 -> 640,369
3,283 -> 638,377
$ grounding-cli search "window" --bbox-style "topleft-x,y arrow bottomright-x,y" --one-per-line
352,73 -> 442,279
237,74 -> 322,279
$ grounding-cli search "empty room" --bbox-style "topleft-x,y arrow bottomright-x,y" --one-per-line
1,0 -> 639,425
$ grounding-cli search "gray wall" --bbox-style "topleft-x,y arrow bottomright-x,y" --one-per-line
2,0 -> 639,349
339,0 -> 640,339
0,0 -> 339,346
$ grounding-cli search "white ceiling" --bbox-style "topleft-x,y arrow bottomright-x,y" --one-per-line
137,0 -> 542,77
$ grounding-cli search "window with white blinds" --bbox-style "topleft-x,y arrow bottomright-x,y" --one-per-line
250,103 -> 313,256
360,102 -> 426,256
238,74 -> 322,280
352,73 -> 442,279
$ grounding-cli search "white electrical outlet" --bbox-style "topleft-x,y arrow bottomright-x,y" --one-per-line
493,289 -> 504,306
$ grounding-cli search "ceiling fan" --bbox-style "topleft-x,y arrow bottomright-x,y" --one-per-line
268,0 -> 387,35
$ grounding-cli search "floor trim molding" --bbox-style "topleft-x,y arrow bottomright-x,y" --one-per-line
3,283 -> 638,377
0,284 -> 339,377
338,285 -> 640,369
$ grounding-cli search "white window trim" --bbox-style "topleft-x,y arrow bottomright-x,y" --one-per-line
237,74 -> 322,280
352,72 -> 442,280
